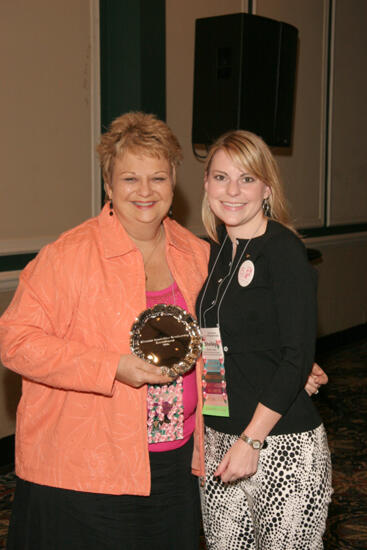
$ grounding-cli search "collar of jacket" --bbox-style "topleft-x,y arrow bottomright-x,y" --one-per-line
98,203 -> 193,259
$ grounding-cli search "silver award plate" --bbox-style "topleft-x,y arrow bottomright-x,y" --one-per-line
130,304 -> 202,377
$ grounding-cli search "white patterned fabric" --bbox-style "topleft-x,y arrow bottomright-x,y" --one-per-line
201,425 -> 333,550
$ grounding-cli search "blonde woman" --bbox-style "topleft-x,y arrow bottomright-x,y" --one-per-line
197,130 -> 332,549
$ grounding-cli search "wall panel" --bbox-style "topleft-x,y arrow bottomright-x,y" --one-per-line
256,0 -> 329,228
0,0 -> 98,255
328,0 -> 367,225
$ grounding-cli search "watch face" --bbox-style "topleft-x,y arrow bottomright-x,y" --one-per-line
252,440 -> 261,449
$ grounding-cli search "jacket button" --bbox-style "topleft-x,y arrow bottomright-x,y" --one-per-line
223,346 -> 228,352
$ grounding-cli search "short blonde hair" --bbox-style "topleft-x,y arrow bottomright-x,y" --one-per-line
97,112 -> 183,194
202,130 -> 295,241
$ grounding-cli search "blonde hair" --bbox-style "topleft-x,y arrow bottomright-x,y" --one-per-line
97,112 -> 183,196
202,130 -> 295,242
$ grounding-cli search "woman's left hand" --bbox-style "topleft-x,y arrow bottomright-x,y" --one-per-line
214,439 -> 260,483
305,362 -> 328,396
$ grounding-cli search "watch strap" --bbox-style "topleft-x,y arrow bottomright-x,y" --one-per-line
239,433 -> 264,450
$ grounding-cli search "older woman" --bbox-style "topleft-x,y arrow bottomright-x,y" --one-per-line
0,113 -> 326,550
0,112 -> 208,550
197,130 -> 332,549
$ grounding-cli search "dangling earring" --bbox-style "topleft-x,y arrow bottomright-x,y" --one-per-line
262,197 -> 271,217
168,204 -> 173,218
109,199 -> 114,216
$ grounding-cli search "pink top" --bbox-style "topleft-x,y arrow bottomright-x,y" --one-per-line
146,282 -> 197,452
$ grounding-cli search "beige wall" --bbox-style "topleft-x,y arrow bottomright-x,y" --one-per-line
328,0 -> 367,224
0,0 -> 100,255
0,0 -> 99,438
256,0 -> 328,228
310,235 -> 367,336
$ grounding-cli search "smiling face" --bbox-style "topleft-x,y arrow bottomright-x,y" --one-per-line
204,149 -> 270,239
105,150 -> 174,236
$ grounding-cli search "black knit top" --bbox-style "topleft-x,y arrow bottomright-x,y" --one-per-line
196,220 -> 322,436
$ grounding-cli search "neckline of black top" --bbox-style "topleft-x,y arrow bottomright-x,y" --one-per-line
217,219 -> 274,245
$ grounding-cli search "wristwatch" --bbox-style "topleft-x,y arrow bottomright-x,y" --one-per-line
239,433 -> 264,450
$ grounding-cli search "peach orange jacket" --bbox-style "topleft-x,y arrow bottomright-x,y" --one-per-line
0,205 -> 209,495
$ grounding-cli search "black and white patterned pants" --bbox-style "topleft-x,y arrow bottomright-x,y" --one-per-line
200,425 -> 333,550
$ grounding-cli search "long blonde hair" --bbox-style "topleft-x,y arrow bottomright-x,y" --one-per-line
202,130 -> 295,242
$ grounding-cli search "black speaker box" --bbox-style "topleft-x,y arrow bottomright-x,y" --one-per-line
192,13 -> 298,147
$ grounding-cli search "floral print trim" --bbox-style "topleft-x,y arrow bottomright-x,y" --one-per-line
147,376 -> 184,443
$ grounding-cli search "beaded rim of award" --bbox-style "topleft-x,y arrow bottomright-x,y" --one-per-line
130,304 -> 202,378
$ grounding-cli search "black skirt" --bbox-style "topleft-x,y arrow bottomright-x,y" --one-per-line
7,438 -> 200,550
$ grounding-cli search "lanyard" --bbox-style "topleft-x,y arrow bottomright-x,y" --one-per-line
198,234 -> 229,328
199,219 -> 264,332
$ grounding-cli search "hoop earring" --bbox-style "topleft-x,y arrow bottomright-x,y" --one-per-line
109,200 -> 114,216
262,197 -> 271,217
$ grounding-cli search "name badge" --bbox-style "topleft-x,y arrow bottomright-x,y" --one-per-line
201,327 -> 229,417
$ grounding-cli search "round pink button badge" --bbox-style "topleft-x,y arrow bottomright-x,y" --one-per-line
238,260 -> 255,287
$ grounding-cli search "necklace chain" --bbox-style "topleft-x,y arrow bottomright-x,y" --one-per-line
141,226 -> 164,281
199,218 -> 266,329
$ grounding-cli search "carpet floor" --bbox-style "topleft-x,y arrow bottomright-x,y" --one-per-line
1,334 -> 366,549
315,334 -> 367,549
